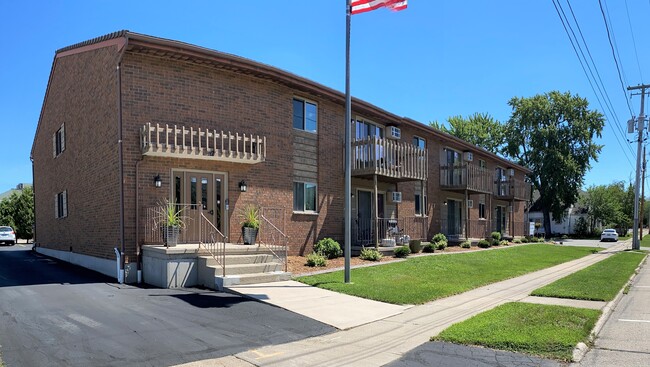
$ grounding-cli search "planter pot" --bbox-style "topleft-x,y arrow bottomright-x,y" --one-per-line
242,227 -> 258,245
162,226 -> 180,247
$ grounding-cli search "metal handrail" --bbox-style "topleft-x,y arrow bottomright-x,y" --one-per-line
198,212 -> 227,277
259,213 -> 289,272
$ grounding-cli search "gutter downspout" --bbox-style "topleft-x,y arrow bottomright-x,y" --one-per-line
116,39 -> 128,283
135,158 -> 143,283
30,156 -> 36,247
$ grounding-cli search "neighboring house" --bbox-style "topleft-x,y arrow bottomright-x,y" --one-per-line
32,31 -> 531,286
0,183 -> 32,201
527,200 -> 592,236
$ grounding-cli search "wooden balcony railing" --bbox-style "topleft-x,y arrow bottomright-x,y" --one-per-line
351,137 -> 427,181
494,178 -> 530,201
140,123 -> 266,164
440,164 -> 493,193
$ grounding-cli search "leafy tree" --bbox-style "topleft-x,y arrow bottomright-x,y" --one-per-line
430,112 -> 504,154
574,216 -> 588,237
503,91 -> 604,238
582,181 -> 631,234
0,186 -> 34,240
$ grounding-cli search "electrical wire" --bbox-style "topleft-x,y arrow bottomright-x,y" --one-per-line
624,0 -> 643,82
598,0 -> 635,117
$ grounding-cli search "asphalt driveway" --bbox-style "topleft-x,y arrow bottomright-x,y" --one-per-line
0,246 -> 334,367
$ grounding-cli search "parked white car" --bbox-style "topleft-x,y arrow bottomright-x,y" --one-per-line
0,226 -> 16,245
600,229 -> 618,242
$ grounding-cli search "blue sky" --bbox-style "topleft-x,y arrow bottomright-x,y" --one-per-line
1,0 -> 647,193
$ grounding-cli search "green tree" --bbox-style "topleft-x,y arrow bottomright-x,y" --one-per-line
583,182 -> 631,234
503,91 -> 604,238
0,186 -> 34,240
430,112 -> 504,154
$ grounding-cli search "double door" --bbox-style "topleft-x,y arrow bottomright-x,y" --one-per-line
172,170 -> 228,242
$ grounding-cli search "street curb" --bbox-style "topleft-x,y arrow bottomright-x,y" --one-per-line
571,248 -> 647,363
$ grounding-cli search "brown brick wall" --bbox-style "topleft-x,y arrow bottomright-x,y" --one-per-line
33,45 -> 122,260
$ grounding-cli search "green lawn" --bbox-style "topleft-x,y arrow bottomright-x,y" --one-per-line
297,244 -> 599,305
641,234 -> 650,247
433,302 -> 600,361
531,251 -> 646,301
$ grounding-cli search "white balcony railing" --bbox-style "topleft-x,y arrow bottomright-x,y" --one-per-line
351,137 -> 428,181
140,123 -> 266,164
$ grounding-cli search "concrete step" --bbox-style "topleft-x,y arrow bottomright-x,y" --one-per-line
197,245 -> 281,256
217,272 -> 292,290
223,262 -> 284,275
199,254 -> 277,266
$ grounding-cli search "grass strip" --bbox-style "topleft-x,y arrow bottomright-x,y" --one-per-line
297,244 -> 598,305
531,251 -> 646,301
433,302 -> 600,361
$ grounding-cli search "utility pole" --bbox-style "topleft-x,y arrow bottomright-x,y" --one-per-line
640,146 -> 646,243
628,84 -> 650,250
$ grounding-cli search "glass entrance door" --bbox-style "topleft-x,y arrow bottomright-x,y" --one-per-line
172,170 -> 228,242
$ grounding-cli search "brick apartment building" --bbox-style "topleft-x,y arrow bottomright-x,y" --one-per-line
32,31 -> 530,285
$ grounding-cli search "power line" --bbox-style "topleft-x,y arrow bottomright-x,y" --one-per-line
624,0 -> 644,82
598,0 -> 635,117
551,0 -> 635,167
563,0 -> 634,159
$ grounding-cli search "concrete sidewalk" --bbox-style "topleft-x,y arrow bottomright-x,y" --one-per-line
575,249 -> 650,367
179,241 -> 630,367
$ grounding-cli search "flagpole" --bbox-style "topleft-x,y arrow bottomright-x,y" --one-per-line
344,0 -> 352,283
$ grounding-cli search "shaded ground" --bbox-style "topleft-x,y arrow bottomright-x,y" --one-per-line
0,246 -> 335,367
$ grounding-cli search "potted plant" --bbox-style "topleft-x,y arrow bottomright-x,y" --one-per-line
240,204 -> 260,245
155,199 -> 187,247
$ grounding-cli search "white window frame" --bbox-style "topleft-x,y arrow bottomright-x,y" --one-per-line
292,97 -> 318,133
55,190 -> 68,219
413,136 -> 426,150
415,181 -> 427,217
293,181 -> 318,214
478,202 -> 486,219
53,123 -> 66,158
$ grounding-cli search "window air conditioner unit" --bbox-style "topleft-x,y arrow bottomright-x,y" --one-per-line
390,191 -> 402,203
463,151 -> 473,162
388,126 -> 401,140
508,168 -> 515,176
467,199 -> 474,208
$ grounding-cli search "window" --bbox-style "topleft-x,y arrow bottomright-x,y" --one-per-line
293,98 -> 317,133
293,182 -> 317,212
479,203 -> 486,219
55,190 -> 68,218
355,119 -> 383,140
53,124 -> 65,157
415,182 -> 427,216
478,159 -> 486,169
413,136 -> 426,150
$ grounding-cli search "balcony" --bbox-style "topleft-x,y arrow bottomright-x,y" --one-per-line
351,137 -> 428,182
140,123 -> 266,164
494,178 -> 530,201
440,164 -> 493,194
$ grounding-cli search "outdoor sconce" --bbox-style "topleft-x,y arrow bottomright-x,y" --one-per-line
239,180 -> 248,192
154,174 -> 162,188
443,200 -> 447,206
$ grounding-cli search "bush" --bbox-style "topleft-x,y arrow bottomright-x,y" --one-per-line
490,231 -> 502,242
519,237 -> 528,243
477,239 -> 491,248
314,238 -> 343,259
360,247 -> 383,261
422,243 -> 435,253
394,246 -> 411,258
561,234 -> 568,239
306,252 -> 327,267
500,239 -> 509,246
513,238 -> 522,244
432,233 -> 448,250
460,240 -> 471,248
409,239 -> 422,253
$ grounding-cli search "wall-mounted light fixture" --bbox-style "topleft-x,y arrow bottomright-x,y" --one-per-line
239,180 -> 248,192
443,200 -> 448,206
154,174 -> 162,188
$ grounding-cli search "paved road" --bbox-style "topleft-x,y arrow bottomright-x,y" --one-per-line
0,246 -> 334,367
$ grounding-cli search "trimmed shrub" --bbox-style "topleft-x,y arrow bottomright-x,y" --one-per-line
500,239 -> 509,246
512,238 -> 522,244
409,239 -> 422,253
519,237 -> 528,243
477,239 -> 491,248
314,238 -> 343,259
360,247 -> 383,261
422,243 -> 435,253
306,252 -> 327,267
394,246 -> 411,258
431,233 -> 448,250
490,231 -> 502,242
460,240 -> 471,248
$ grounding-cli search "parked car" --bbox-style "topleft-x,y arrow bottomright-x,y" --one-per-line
600,228 -> 618,242
0,226 -> 16,245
